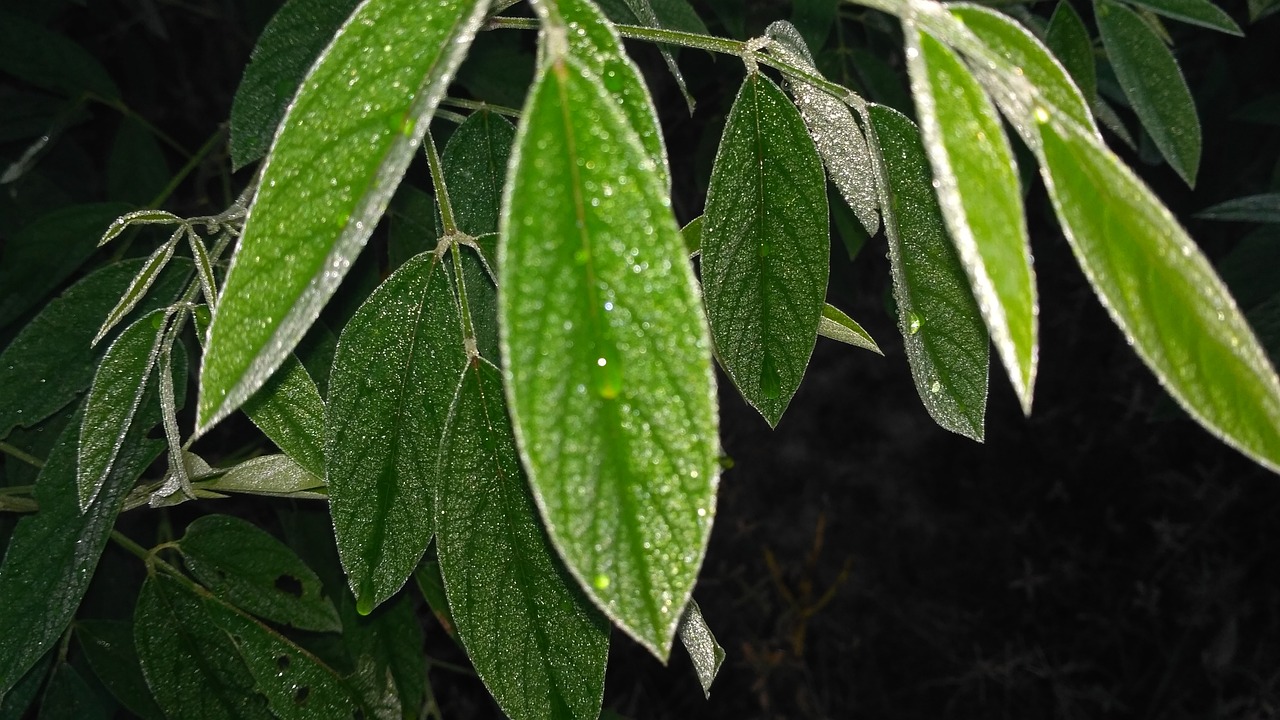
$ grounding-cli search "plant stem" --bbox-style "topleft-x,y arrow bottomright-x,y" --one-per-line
423,129 -> 458,236
449,242 -> 478,353
0,441 -> 45,469
441,97 -> 521,118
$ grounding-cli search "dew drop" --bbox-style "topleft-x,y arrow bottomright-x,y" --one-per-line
356,595 -> 374,616
930,380 -> 941,394
594,354 -> 622,400
907,312 -> 922,335
593,574 -> 611,590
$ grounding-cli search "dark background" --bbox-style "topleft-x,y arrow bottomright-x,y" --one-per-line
3,0 -> 1280,717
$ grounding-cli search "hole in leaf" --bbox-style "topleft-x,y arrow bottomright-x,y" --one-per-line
274,574 -> 303,597
293,685 -> 310,704
276,654 -> 290,671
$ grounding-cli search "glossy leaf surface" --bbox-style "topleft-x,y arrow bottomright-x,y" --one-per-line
229,0 -> 362,169
867,104 -> 989,440
1038,116 -> 1280,472
326,253 -> 465,612
1095,0 -> 1201,185
818,304 -> 883,354
500,50 -> 718,658
677,599 -> 724,699
1045,0 -> 1098,105
0,406 -> 162,696
702,72 -> 829,426
442,110 -> 517,238
77,310 -> 167,509
198,0 -> 487,433
907,28 -> 1037,414
766,20 -> 880,236
178,514 -> 340,632
436,359 -> 609,720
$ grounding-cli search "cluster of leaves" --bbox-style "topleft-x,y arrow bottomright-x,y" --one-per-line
2,0 -> 1279,717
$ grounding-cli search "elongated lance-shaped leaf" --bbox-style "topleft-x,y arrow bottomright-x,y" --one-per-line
98,210 -> 183,246
1094,0 -> 1201,186
765,20 -> 881,237
702,72 -> 829,427
1045,0 -> 1098,106
866,104 -> 990,440
0,404 -> 164,696
676,599 -> 724,699
1125,0 -> 1242,33
818,303 -> 883,354
499,50 -> 719,658
907,27 -> 1037,415
442,110 -> 517,239
1036,113 -> 1280,473
622,0 -> 696,112
529,0 -> 670,191
198,454 -> 326,498
436,358 -> 609,720
187,227 -> 219,308
241,357 -> 326,478
77,310 -> 169,509
198,0 -> 488,434
1196,194 -> 1280,223
92,230 -> 180,346
326,252 -> 465,613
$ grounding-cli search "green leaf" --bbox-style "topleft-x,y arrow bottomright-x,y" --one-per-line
701,72 -> 829,426
198,0 -> 488,433
818,304 -> 883,354
1037,114 -> 1280,473
621,0 -> 696,112
442,110 -> 517,238
38,662 -> 106,720
0,651 -> 52,720
241,357 -> 326,478
133,574 -> 276,720
533,0 -> 670,191
197,454 -> 326,499
1046,0 -> 1098,105
907,27 -> 1038,414
1094,0 -> 1201,185
229,0 -> 363,170
92,232 -> 180,346
413,546 -> 457,641
1196,194 -> 1280,223
0,10 -> 119,100
107,117 -> 169,206
77,310 -> 167,509
76,620 -> 165,720
436,358 -> 609,720
500,49 -> 719,657
766,20 -> 881,237
326,253 -> 465,612
0,258 -> 187,439
387,184 -> 439,271
681,215 -> 702,256
866,104 -> 990,440
0,404 -> 163,696
449,238 -> 501,363
1124,0 -> 1242,33
178,514 -> 340,632
98,209 -> 182,247
0,202 -> 130,329
338,589 -> 425,716
676,599 -> 724,699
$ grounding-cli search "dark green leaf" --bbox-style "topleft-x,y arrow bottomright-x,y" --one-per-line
198,0 -> 488,433
436,359 -> 609,720
1046,0 -> 1098,105
228,0 -> 362,170
339,589 -> 425,717
702,72 -> 829,426
500,47 -> 719,657
907,27 -> 1037,414
867,104 -> 989,440
442,110 -> 516,238
0,202 -> 130,329
1095,0 -> 1201,185
387,184 -> 439,271
766,20 -> 881,237
621,0 -> 696,112
38,662 -> 105,720
450,239 -> 501,363
134,575 -> 274,720
413,546 -> 457,641
0,651 -> 52,720
297,319 -> 339,397
1195,194 -> 1280,223
818,304 -> 882,354
98,210 -> 182,247
1217,227 -> 1280,310
682,215 -> 702,256
178,514 -> 339,632
241,357 -> 326,478
92,232 -> 180,346
326,253 -> 465,612
1038,114 -> 1280,472
107,117 -> 169,206
452,34 -> 536,109
676,599 -> 724,699
789,0 -> 840,49
1124,0 -> 1241,33
0,403 -> 163,696
77,310 -> 167,509
76,620 -> 164,720
0,10 -> 119,100
0,259 -> 186,439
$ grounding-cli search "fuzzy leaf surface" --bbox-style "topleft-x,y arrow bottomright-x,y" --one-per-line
677,599 -> 724,699
867,104 -> 989,439
198,0 -> 487,433
1125,0 -> 1242,33
499,52 -> 718,658
326,253 -> 465,612
442,110 -> 517,238
702,72 -> 829,426
240,357 -> 326,478
907,27 -> 1037,413
436,359 -> 609,720
818,304 -> 882,354
199,454 -> 326,498
1045,0 -> 1098,105
1095,0 -> 1201,185
1038,116 -> 1280,473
